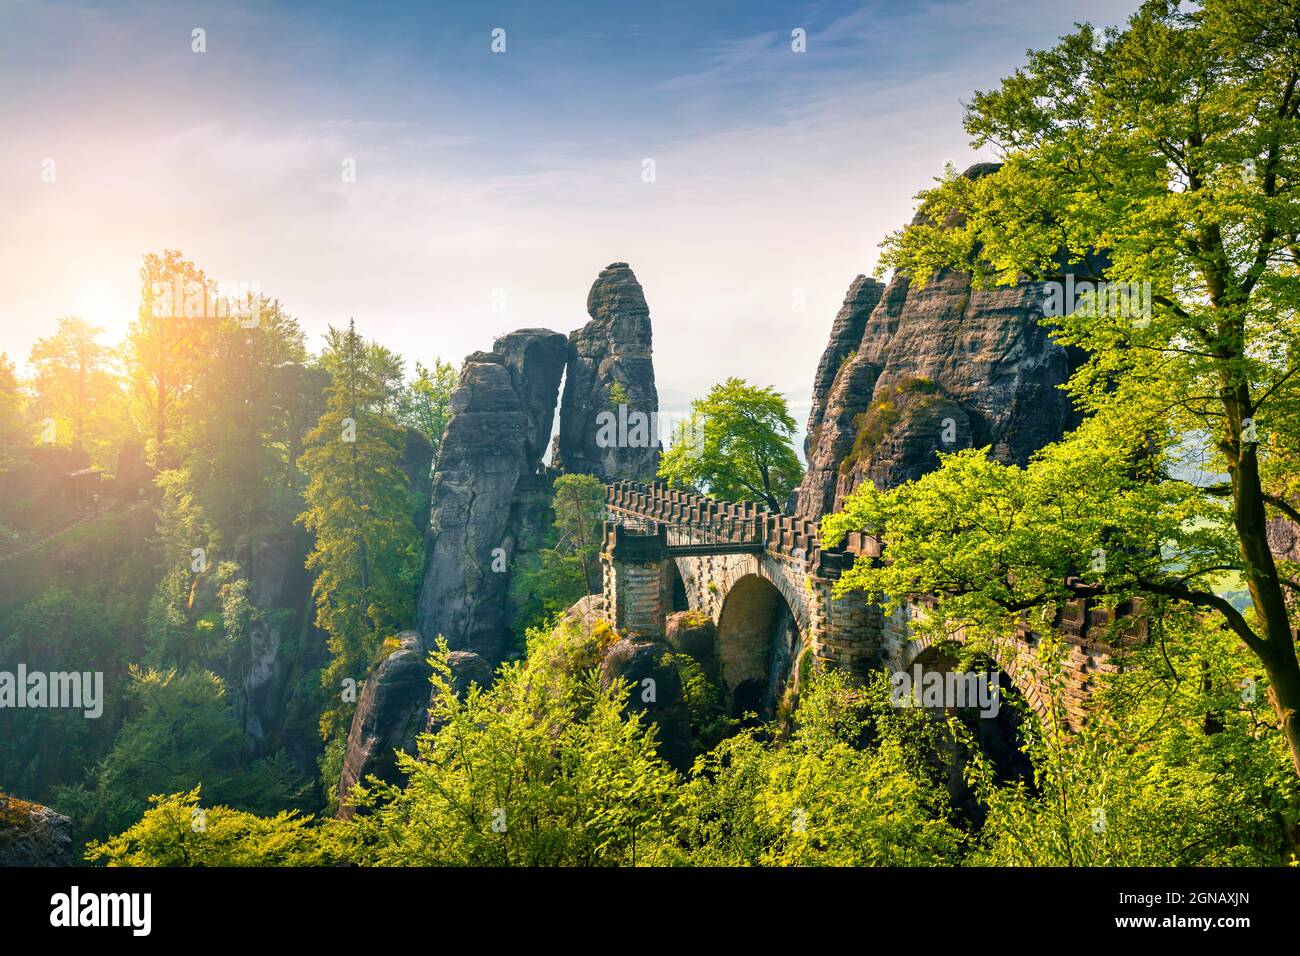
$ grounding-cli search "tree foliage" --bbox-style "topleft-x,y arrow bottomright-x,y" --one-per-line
348,624 -> 677,866
399,359 -> 457,465
297,321 -> 421,745
849,0 -> 1300,777
85,788 -> 349,867
56,666 -> 305,843
28,316 -> 131,467
658,377 -> 804,512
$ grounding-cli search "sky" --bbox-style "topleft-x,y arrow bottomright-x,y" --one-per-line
0,0 -> 1140,408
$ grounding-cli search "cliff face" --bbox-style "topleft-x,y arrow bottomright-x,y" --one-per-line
804,275 -> 886,461
794,169 -> 1082,521
413,329 -> 568,663
553,263 -> 661,481
231,527 -> 322,769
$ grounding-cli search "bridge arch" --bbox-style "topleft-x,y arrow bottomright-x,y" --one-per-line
713,572 -> 802,718
602,481 -> 1127,733
893,622 -> 1048,724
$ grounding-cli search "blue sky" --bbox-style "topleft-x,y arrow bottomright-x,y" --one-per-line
0,0 -> 1139,401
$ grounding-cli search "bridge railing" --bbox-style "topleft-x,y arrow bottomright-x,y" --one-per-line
605,479 -> 838,561
664,517 -> 764,549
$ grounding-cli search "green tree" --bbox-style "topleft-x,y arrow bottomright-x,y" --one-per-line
28,316 -> 131,465
966,611 -> 1298,865
349,624 -> 677,866
0,588 -> 131,800
297,321 -> 421,745
124,251 -> 208,467
161,300 -> 308,548
85,788 -> 349,866
606,380 -> 630,409
509,473 -> 607,635
398,359 -> 457,463
0,352 -> 27,475
844,0 -> 1300,778
552,473 -> 606,591
658,378 -> 804,512
367,341 -> 406,417
667,671 -> 965,866
56,667 -> 304,842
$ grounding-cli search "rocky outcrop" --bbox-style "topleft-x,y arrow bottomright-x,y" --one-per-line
232,528 -> 320,763
805,275 -> 886,460
0,793 -> 75,866
600,636 -> 693,772
337,632 -> 432,818
665,610 -> 717,679
794,166 -> 1082,521
228,416 -> 436,777
494,330 -> 572,462
414,329 -> 567,663
337,632 -> 493,817
553,263 -> 660,481
348,269 -> 667,811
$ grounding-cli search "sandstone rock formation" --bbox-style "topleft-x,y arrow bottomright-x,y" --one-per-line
804,275 -> 886,460
600,636 -> 693,772
414,329 -> 567,663
0,793 -> 75,866
665,610 -> 717,680
231,527 -> 321,764
337,632 -> 432,818
223,417 -> 436,781
553,263 -> 660,481
346,270 -> 666,811
337,631 -> 493,817
794,166 -> 1082,521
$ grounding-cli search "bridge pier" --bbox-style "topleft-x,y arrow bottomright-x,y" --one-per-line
601,522 -> 673,638
805,571 -> 882,682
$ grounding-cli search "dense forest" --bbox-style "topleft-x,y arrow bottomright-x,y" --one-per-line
3,0 -> 1300,868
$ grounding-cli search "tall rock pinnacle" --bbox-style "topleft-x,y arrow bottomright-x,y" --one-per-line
413,328 -> 567,661
552,263 -> 661,481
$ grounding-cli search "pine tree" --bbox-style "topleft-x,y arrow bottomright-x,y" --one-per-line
297,321 -> 421,744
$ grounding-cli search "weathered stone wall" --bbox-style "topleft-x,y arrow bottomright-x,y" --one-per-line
882,596 -> 1137,729
602,480 -> 1138,730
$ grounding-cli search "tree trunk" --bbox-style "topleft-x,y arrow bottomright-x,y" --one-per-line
1259,640 -> 1300,779
1228,376 -> 1300,775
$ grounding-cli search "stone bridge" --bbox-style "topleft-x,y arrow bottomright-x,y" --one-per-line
600,480 -> 1140,727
